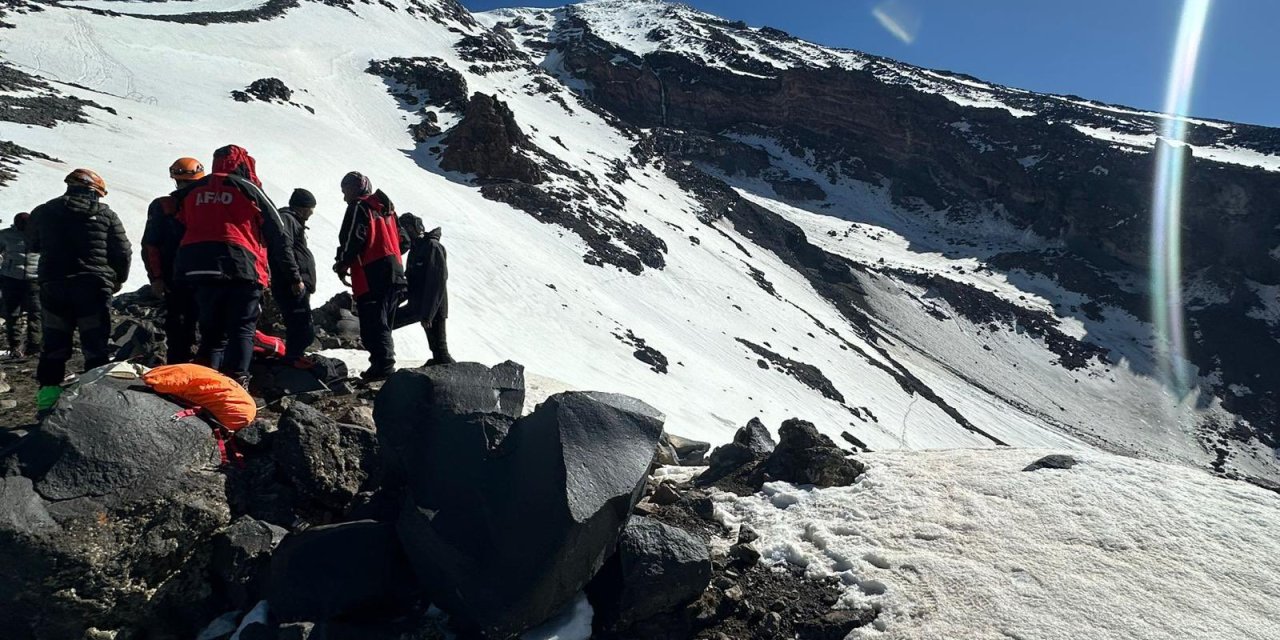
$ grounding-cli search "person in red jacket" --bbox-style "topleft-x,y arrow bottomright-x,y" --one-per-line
174,145 -> 302,386
141,157 -> 205,363
333,171 -> 405,381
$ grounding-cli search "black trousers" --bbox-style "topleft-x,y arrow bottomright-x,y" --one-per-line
1,276 -> 40,352
276,289 -> 315,361
162,283 -> 199,364
423,309 -> 453,363
357,288 -> 402,372
37,280 -> 111,386
194,281 -> 262,378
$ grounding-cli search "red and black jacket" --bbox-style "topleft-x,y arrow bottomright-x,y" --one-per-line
335,190 -> 405,298
141,194 -> 183,284
173,173 -> 300,289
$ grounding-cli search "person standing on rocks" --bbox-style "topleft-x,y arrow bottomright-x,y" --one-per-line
173,145 -> 302,387
395,213 -> 454,365
275,188 -> 318,366
0,212 -> 40,358
333,171 -> 405,381
26,169 -> 131,411
141,157 -> 206,363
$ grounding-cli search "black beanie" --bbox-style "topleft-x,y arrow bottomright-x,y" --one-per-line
289,188 -> 317,208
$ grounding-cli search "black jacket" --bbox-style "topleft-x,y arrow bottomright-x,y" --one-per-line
396,227 -> 447,327
27,189 -> 131,293
141,194 -> 183,284
278,207 -> 316,294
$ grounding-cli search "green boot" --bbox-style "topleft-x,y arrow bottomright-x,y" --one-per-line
36,385 -> 63,412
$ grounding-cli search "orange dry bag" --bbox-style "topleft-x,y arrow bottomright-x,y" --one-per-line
142,363 -> 257,430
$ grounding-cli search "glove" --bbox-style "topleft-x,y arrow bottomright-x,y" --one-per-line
333,262 -> 351,287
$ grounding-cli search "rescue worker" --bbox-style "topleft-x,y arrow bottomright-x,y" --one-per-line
27,169 -> 131,411
0,212 -> 40,358
333,172 -> 405,381
275,188 -> 317,365
395,213 -> 454,365
173,145 -> 302,386
141,157 -> 205,363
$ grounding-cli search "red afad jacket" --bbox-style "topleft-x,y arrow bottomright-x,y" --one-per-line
336,190 -> 405,298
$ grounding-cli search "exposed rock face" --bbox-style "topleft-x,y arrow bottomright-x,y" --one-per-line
232,77 -> 294,103
1024,454 -> 1078,471
0,376 -> 229,640
697,418 -> 776,489
387,370 -> 665,638
268,520 -> 416,622
754,419 -> 865,488
273,402 -> 381,513
367,56 -> 470,111
587,516 -> 713,633
441,92 -> 547,184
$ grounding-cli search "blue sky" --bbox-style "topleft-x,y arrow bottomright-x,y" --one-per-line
461,0 -> 1280,127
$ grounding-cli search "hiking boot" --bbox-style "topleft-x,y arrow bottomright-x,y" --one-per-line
35,385 -> 63,419
359,366 -> 394,382
425,354 -> 457,366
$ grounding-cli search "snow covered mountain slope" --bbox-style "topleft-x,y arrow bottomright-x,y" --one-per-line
0,0 -> 1277,484
716,448 -> 1280,640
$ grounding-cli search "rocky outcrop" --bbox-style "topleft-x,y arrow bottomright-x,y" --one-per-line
367,56 -> 470,111
381,362 -> 665,637
440,92 -> 547,184
0,375 -> 229,640
273,402 -> 381,513
587,516 -> 713,633
753,419 -> 865,488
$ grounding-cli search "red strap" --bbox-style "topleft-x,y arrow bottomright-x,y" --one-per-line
172,407 -> 244,468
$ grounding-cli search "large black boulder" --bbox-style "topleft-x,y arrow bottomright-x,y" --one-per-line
374,361 -> 524,506
696,418 -> 776,488
274,401 -> 381,514
753,419 -> 864,488
587,516 -> 712,633
393,388 -> 664,638
268,520 -> 416,622
0,376 -> 229,639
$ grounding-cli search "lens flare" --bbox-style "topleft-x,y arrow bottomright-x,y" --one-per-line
1150,0 -> 1211,396
872,0 -> 922,45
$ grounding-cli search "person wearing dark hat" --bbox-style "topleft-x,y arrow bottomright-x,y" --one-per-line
275,188 -> 317,365
0,212 -> 40,358
334,171 -> 405,381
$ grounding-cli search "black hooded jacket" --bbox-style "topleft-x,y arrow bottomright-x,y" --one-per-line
278,207 -> 316,294
396,227 -> 447,327
27,189 -> 131,293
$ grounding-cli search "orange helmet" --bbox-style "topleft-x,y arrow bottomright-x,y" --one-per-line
64,168 -> 107,197
169,157 -> 206,181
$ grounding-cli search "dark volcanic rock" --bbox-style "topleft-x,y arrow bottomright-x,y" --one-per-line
441,92 -> 546,184
367,56 -> 469,111
273,402 -> 381,513
754,419 -> 864,488
587,516 -> 712,633
268,520 -> 416,622
770,176 -> 827,201
1024,454 -> 1078,471
737,338 -> 844,403
395,390 -> 664,638
110,317 -> 166,367
374,361 -> 525,505
212,516 -> 287,610
312,293 -> 361,349
696,418 -> 775,488
0,377 -> 229,640
232,77 -> 294,103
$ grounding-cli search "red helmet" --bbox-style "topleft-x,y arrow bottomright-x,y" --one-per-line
169,157 -> 206,181
64,168 -> 107,197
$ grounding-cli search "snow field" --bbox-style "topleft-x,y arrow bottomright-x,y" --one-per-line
715,448 -> 1280,640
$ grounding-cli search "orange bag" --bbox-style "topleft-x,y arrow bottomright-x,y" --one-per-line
142,364 -> 257,431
